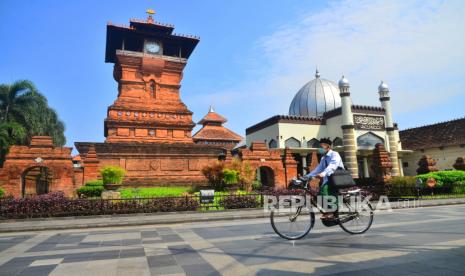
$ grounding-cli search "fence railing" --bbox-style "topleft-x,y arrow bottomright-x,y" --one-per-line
0,193 -> 265,219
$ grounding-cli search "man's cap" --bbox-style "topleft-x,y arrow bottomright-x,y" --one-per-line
319,137 -> 332,146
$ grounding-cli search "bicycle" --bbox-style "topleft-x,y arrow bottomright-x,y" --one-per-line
270,177 -> 374,240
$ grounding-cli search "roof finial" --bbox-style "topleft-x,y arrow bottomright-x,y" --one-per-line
146,9 -> 155,23
209,105 -> 215,113
315,67 -> 320,78
338,74 -> 350,87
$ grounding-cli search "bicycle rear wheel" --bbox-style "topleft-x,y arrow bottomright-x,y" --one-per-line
270,206 -> 315,240
338,194 -> 374,234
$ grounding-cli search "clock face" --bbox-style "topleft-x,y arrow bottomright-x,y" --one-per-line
145,41 -> 160,54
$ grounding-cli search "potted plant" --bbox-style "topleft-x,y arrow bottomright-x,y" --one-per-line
100,166 -> 125,190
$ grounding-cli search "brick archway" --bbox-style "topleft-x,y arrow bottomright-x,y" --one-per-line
21,166 -> 53,198
0,136 -> 76,198
257,166 -> 275,187
236,142 -> 297,190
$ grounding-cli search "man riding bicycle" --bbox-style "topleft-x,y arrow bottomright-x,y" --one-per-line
302,137 -> 344,219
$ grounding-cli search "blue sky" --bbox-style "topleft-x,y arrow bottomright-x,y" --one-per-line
1,0 -> 464,152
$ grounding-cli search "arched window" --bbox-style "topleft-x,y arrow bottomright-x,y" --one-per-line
268,139 -> 277,149
333,137 -> 343,147
149,80 -> 156,98
307,138 -> 320,148
285,137 -> 301,148
357,132 -> 384,150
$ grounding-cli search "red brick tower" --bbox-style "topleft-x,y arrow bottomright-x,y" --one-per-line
75,12 -> 227,186
103,12 -> 199,143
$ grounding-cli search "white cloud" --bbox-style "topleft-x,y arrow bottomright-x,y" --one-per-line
187,0 -> 465,132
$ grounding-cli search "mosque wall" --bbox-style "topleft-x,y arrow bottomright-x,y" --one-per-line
401,145 -> 465,176
277,123 -> 326,148
325,115 -> 343,139
246,124 -> 280,148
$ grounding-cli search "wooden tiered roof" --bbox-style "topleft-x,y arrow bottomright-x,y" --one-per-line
193,107 -> 242,143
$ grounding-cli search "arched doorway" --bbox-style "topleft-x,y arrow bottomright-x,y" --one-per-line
257,166 -> 275,187
21,166 -> 53,198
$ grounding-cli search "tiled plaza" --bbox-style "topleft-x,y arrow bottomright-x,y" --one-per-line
1,204 -> 465,275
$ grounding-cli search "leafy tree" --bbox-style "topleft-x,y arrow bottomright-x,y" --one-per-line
0,80 -> 45,124
0,122 -> 26,166
0,80 -> 66,166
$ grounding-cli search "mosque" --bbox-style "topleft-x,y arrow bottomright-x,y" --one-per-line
246,70 -> 412,179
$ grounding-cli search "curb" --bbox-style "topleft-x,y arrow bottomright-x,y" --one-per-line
1,199 -> 464,233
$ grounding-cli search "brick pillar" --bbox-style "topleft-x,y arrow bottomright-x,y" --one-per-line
387,130 -> 400,176
308,152 -> 321,190
283,147 -> 298,187
83,144 -> 100,184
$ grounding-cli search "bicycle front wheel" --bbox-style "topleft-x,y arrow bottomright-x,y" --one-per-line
270,206 -> 315,240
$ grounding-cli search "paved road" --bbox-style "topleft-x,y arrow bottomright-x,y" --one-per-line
0,204 -> 464,276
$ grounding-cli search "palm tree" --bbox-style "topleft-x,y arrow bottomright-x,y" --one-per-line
23,103 -> 66,146
0,80 -> 46,124
0,80 -> 66,165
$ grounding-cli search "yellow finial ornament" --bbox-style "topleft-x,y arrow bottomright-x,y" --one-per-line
146,9 -> 155,23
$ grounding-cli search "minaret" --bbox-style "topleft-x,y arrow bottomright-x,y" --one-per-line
378,81 -> 400,176
338,75 -> 359,178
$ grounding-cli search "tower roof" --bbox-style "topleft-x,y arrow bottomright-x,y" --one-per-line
193,107 -> 242,144
105,13 -> 199,63
198,106 -> 227,125
192,125 -> 242,142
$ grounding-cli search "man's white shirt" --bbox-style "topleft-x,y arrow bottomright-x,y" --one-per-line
306,149 -> 344,184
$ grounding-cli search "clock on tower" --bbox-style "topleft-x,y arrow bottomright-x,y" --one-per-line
144,40 -> 162,55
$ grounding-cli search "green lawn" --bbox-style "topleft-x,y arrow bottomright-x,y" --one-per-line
194,190 -> 259,211
399,193 -> 465,199
118,187 -> 262,211
119,187 -> 192,198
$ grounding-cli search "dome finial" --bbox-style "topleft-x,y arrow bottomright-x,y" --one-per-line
378,80 -> 389,93
338,74 -> 349,87
315,67 -> 320,78
209,105 -> 215,113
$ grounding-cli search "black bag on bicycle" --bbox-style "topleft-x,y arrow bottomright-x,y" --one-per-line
329,167 -> 356,189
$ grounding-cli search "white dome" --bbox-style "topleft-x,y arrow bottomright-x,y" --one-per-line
289,70 -> 342,117
338,75 -> 350,87
378,81 -> 389,92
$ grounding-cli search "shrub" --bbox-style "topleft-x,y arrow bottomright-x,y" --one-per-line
201,161 -> 225,190
77,185 -> 104,198
416,171 -> 465,187
0,188 -> 4,198
222,169 -> 239,185
240,161 -> 256,192
252,179 -> 262,190
219,195 -> 260,209
85,180 -> 103,186
100,166 -> 125,184
0,193 -> 199,219
76,179 -> 104,198
387,176 -> 418,197
452,181 -> 465,194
